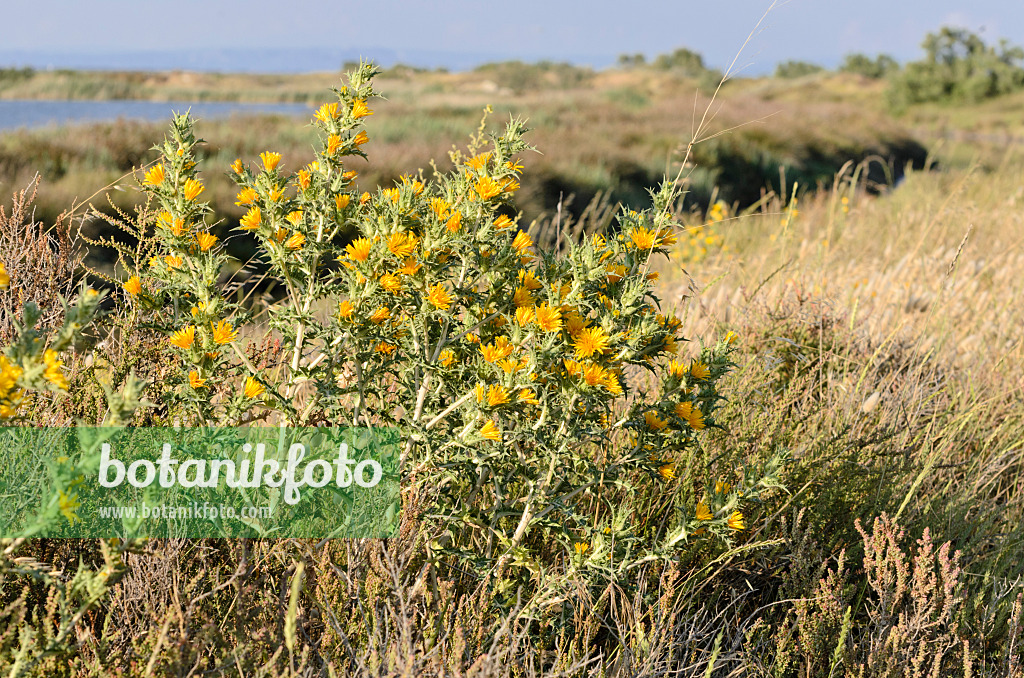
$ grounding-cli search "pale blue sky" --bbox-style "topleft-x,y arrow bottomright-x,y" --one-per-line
3,0 -> 1022,73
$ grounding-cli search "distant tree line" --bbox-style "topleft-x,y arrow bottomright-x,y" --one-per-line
616,26 -> 1024,109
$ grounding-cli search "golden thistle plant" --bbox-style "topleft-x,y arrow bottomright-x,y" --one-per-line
100,62 -> 782,595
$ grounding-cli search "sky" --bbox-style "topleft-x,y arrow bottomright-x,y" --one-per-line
2,0 -> 1022,74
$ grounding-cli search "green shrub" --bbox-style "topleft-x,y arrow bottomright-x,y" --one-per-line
774,60 -> 825,79
887,27 -> 1024,109
839,53 -> 899,79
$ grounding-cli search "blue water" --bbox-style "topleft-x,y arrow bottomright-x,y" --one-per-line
0,99 -> 312,131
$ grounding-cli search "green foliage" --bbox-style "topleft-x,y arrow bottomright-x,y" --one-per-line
887,26 -> 1024,109
774,60 -> 825,79
839,52 -> 899,79
472,60 -> 593,93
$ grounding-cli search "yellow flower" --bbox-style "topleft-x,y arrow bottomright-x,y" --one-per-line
195,231 -> 218,252
260,152 -> 282,171
515,306 -> 535,326
58,489 -> 80,525
480,419 -> 501,442
727,511 -> 745,531
513,286 -> 533,309
474,176 -> 502,200
189,371 -> 206,389
286,210 -> 304,226
123,275 -> 142,297
602,371 -> 623,396
338,299 -> 355,320
518,388 -> 539,405
335,194 -> 351,210
43,349 -> 68,390
143,164 -> 165,186
511,231 -> 533,255
439,349 -> 456,367
659,463 -> 676,480
427,283 -> 453,310
724,331 -> 738,345
445,212 -> 462,232
267,184 -> 285,203
690,360 -> 710,380
243,376 -> 265,399
346,237 -> 372,262
480,337 -> 514,363
314,102 -> 338,122
715,480 -> 732,495
533,304 -> 560,333
182,178 -> 204,202
351,99 -> 373,119
169,326 -> 195,349
295,169 -> 311,190
327,134 -> 342,155
667,359 -> 686,378
573,326 -> 610,360
486,385 -> 509,407
629,226 -> 659,251
353,131 -> 369,146
643,410 -> 667,431
493,214 -> 514,231
379,273 -> 402,294
235,187 -> 258,206
284,232 -> 306,251
674,401 -> 706,430
398,257 -> 421,276
574,542 -> 590,556
387,232 -> 419,258
369,306 -> 391,324
342,170 -> 358,181
696,502 -> 713,521
211,320 -> 238,345
375,341 -> 397,356
465,152 -> 491,171
231,158 -> 244,174
359,191 -> 371,205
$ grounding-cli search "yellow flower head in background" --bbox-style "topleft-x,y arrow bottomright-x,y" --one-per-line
260,152 -> 282,171
231,158 -> 244,175
195,232 -> 218,252
474,176 -> 501,200
727,511 -> 745,531
314,102 -> 339,122
574,542 -> 590,556
352,131 -> 369,146
143,164 -> 165,186
696,502 -> 713,521
480,420 -> 501,442
690,360 -> 711,381
427,283 -> 453,310
182,179 -> 204,202
43,349 -> 69,391
123,275 -> 142,297
658,463 -> 676,480
387,232 -> 419,258
189,371 -> 206,389
628,226 -> 657,250
211,320 -> 238,345
486,385 -> 510,407
573,326 -> 610,360
284,232 -> 306,251
438,349 -> 456,368
535,305 -> 562,333
169,326 -> 196,350
346,237 -> 372,262
351,99 -> 373,119
235,187 -> 258,206
243,376 -> 265,400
